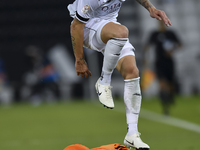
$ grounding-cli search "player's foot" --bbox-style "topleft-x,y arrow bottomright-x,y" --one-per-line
124,133 -> 150,150
95,78 -> 114,109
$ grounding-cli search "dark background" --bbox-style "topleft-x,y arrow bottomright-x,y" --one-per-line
0,0 -> 74,82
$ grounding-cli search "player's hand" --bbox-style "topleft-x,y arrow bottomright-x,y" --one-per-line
149,7 -> 172,27
75,59 -> 92,78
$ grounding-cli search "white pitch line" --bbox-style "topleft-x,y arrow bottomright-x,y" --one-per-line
95,103 -> 200,134
140,109 -> 200,134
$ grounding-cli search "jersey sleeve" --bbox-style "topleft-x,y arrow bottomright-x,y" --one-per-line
76,0 -> 108,23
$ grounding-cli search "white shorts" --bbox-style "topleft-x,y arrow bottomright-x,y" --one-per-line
83,18 -> 135,60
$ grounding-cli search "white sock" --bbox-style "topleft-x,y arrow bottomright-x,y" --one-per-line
124,77 -> 141,135
126,114 -> 139,136
99,71 -> 112,85
127,123 -> 138,136
99,38 -> 128,85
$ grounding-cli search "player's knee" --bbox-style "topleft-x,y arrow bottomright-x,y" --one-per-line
130,67 -> 139,78
124,66 -> 139,79
102,24 -> 129,43
116,25 -> 129,38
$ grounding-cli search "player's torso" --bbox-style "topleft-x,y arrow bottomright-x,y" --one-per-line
77,0 -> 125,19
93,0 -> 124,18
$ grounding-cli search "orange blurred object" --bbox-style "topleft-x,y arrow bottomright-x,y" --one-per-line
141,68 -> 156,90
64,143 -> 130,150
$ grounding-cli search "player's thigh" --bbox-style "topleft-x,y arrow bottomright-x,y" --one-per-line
116,55 -> 139,79
101,22 -> 129,43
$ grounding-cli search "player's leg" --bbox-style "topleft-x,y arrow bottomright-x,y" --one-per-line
159,79 -> 175,115
158,78 -> 170,115
100,22 -> 129,43
116,54 -> 150,150
167,61 -> 175,105
95,22 -> 129,108
157,62 -> 175,115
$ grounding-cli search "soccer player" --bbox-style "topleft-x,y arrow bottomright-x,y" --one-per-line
143,21 -> 182,116
67,0 -> 171,149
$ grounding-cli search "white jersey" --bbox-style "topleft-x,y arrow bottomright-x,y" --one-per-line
67,0 -> 126,23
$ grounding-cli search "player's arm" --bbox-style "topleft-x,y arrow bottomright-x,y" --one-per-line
135,0 -> 172,27
70,17 -> 91,78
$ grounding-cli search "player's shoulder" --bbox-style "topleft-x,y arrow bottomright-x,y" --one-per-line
149,30 -> 159,36
166,30 -> 176,34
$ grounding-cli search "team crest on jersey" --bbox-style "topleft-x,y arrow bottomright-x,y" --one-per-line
81,4 -> 90,13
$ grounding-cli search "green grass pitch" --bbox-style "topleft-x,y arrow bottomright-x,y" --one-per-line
0,95 -> 200,150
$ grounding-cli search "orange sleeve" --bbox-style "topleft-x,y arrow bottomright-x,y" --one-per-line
64,144 -> 90,150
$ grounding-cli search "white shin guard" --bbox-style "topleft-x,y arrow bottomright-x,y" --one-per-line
100,38 -> 128,85
102,38 -> 128,74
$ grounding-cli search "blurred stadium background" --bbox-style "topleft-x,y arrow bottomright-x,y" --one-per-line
0,0 -> 200,150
